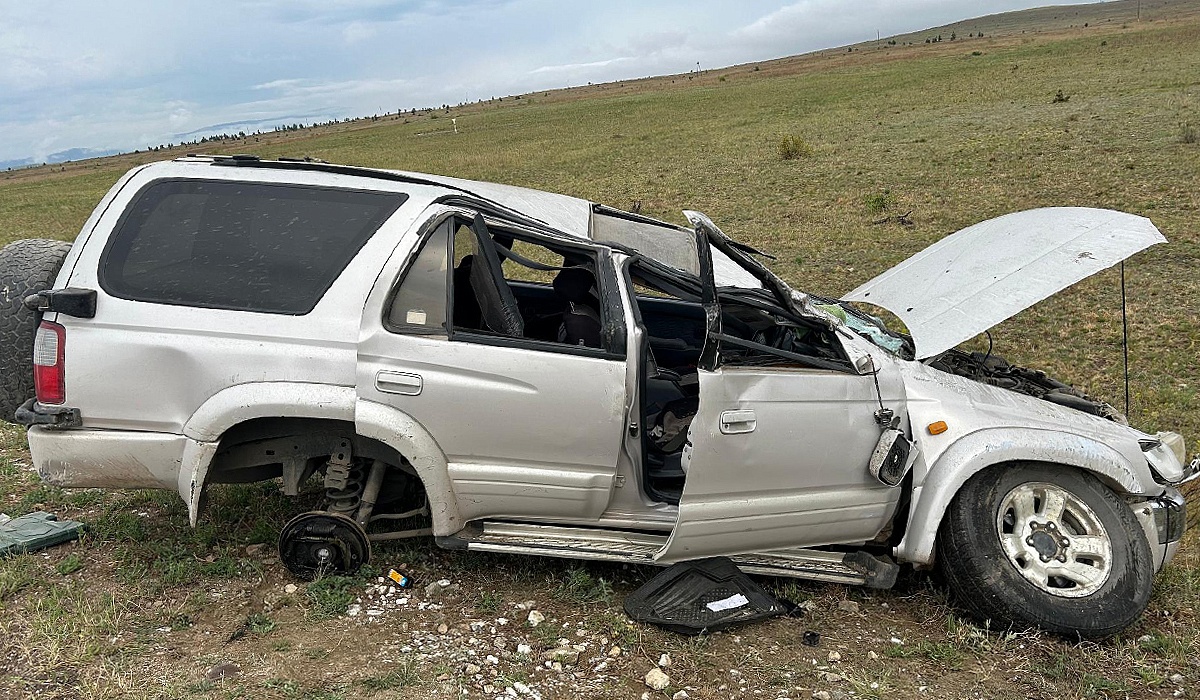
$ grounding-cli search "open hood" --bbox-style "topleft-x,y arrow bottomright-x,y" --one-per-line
842,207 -> 1166,360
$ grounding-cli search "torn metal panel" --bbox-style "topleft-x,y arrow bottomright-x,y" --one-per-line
843,207 -> 1166,359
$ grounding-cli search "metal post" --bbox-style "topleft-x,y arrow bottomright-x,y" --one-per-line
1121,262 -> 1131,418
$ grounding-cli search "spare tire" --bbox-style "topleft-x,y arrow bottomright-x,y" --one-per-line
0,238 -> 74,422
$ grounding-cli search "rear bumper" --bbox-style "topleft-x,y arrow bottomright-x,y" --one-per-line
28,425 -> 185,490
15,398 -> 82,429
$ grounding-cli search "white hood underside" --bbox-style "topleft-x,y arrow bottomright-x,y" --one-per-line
842,207 -> 1166,359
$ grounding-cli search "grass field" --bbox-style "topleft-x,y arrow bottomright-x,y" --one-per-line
2,2 -> 1200,698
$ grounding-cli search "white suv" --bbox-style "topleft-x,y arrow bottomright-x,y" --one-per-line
5,155 -> 1192,639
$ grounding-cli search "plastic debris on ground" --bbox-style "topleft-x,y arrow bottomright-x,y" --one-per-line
0,511 -> 85,556
388,568 -> 412,587
623,557 -> 787,635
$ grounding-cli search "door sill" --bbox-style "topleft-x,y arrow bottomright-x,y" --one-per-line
445,521 -> 897,588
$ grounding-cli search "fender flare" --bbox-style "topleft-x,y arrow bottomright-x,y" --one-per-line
179,382 -> 358,525
183,382 -> 357,442
894,427 -> 1156,565
180,437 -> 218,526
179,391 -> 463,534
354,399 -> 463,537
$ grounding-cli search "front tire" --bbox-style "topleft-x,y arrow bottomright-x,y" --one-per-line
937,462 -> 1153,640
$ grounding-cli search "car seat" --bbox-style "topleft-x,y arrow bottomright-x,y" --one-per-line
553,267 -> 601,347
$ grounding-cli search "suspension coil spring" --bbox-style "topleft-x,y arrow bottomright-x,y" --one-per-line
324,449 -> 364,515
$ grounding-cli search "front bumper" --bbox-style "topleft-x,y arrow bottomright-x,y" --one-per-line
1132,487 -> 1186,570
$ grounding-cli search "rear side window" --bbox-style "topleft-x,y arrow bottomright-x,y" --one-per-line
100,179 -> 407,314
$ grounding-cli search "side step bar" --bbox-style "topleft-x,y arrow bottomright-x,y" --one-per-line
449,521 -> 898,589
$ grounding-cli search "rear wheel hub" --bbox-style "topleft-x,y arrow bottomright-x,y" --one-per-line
278,511 -> 371,581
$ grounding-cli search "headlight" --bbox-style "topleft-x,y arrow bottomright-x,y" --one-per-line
1142,431 -> 1197,485
1157,431 -> 1187,465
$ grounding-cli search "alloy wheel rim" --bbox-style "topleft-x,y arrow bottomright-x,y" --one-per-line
995,481 -> 1112,598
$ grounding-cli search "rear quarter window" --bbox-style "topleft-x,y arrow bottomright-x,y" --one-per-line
100,179 -> 407,314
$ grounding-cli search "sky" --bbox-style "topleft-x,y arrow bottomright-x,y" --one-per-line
0,0 -> 1103,166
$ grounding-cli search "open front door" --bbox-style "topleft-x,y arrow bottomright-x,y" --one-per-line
656,214 -> 905,563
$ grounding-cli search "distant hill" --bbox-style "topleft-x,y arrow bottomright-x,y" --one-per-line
0,147 -> 121,171
871,0 -> 1198,47
6,0 -> 1200,175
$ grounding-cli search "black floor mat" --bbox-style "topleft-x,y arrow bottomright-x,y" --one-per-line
624,557 -> 786,635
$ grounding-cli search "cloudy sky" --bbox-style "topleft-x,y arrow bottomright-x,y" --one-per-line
0,0 -> 1100,165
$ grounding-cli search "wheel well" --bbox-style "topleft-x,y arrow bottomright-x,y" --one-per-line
924,459 -> 1129,565
951,459 -> 1128,502
206,417 -> 422,491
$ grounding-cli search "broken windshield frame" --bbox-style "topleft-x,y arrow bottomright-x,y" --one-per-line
678,211 -> 917,361
816,297 -> 914,359
624,230 -> 850,373
682,210 -> 824,324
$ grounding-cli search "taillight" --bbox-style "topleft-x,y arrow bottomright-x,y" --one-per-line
33,321 -> 65,405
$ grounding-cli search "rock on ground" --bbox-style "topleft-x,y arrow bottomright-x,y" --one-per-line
645,667 -> 671,691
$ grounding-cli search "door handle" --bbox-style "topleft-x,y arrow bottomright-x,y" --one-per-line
719,409 -> 756,434
376,371 -> 423,396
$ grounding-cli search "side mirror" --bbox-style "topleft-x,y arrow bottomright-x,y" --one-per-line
854,355 -> 877,375
869,429 -> 915,487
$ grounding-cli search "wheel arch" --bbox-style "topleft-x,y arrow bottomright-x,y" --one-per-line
894,427 -> 1156,566
179,386 -> 462,536
179,382 -> 358,524
354,398 -> 462,537
183,382 -> 358,443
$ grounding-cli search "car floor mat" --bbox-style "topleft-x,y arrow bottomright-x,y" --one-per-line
0,511 -> 85,556
624,557 -> 787,635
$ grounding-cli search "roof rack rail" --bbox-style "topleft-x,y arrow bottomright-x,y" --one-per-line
179,153 -> 259,162
206,155 -> 476,193
277,156 -> 329,164
177,154 -> 592,237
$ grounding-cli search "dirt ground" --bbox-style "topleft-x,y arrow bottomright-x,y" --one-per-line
2,466 -> 1197,700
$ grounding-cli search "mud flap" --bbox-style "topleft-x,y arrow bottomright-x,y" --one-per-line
0,511 -> 85,555
624,557 -> 786,635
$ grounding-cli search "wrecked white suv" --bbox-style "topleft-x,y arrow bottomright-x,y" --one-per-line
4,155 -> 1192,639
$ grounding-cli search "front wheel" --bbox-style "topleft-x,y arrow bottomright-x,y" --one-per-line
937,463 -> 1153,640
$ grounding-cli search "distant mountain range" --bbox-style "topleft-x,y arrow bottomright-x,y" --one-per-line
175,112 -> 337,140
1,112 -> 340,172
0,147 -> 122,171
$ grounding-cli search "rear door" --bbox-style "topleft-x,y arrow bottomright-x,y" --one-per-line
657,219 -> 905,562
357,208 -> 629,523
